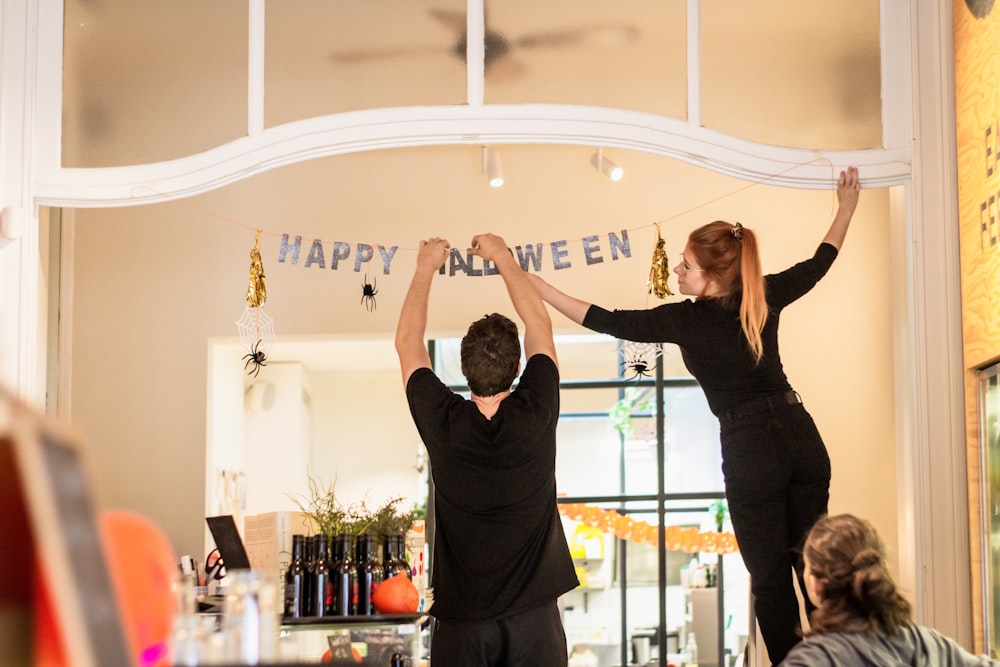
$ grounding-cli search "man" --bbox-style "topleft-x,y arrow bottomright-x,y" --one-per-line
395,234 -> 578,667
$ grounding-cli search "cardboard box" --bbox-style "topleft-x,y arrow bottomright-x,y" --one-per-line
243,511 -> 317,580
405,522 -> 429,612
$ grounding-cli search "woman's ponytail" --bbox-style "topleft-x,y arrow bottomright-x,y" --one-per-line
736,225 -> 767,363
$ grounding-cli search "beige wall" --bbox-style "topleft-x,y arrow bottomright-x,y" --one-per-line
65,146 -> 897,569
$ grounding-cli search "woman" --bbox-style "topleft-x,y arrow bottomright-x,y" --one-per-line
527,167 -> 861,663
781,513 -> 998,666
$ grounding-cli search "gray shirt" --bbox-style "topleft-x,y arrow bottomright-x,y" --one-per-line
780,624 -> 1000,666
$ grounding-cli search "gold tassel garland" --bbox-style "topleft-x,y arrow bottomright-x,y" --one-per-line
246,230 -> 267,307
648,223 -> 673,298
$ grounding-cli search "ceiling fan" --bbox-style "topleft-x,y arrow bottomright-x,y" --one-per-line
330,8 -> 639,81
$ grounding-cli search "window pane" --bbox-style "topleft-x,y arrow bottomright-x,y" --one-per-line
433,334 -> 623,387
484,0 -> 687,118
266,0 -> 467,125
557,384 -> 721,497
558,335 -> 625,381
557,389 -> 624,498
664,386 -> 723,494
62,0 -> 248,167
701,0 -> 882,149
561,501 -> 666,667
560,501 -> 747,665
431,338 -> 467,387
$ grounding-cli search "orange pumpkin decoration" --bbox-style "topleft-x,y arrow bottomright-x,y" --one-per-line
581,506 -> 601,526
665,525 -> 683,551
613,515 -> 635,539
680,527 -> 701,553
321,646 -> 363,663
372,573 -> 419,614
718,532 -> 739,554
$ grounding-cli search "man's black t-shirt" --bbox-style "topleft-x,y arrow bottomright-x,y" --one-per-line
405,353 -> 579,621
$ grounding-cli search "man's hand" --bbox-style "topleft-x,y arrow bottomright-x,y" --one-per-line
418,237 -> 451,272
468,233 -> 512,266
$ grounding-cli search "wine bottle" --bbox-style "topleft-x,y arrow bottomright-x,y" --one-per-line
311,533 -> 332,617
356,532 -> 383,615
282,534 -> 307,619
383,534 -> 410,582
687,632 -> 700,667
332,533 -> 358,616
302,534 -> 315,616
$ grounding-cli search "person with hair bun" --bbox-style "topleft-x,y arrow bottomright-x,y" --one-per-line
527,167 -> 861,663
781,513 -> 998,666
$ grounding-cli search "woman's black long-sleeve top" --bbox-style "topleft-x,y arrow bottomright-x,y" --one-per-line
582,243 -> 839,416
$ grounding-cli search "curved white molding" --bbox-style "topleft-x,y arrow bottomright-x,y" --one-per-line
33,104 -> 911,208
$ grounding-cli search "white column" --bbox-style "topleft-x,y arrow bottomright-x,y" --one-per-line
898,0 -> 972,644
0,0 -> 41,404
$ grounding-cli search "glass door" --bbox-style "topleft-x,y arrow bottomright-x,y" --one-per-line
981,362 -> 1000,657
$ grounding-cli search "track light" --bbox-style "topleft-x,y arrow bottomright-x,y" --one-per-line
482,146 -> 504,188
591,148 -> 623,182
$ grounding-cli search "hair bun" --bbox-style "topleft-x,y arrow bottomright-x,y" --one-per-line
852,548 -> 882,570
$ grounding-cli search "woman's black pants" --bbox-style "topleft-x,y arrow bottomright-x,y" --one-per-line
718,391 -> 831,665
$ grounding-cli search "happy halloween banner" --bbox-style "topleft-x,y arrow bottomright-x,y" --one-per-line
275,229 -> 633,276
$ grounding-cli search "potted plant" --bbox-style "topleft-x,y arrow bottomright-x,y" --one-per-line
608,387 -> 656,440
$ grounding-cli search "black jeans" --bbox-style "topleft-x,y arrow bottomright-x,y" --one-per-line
718,392 -> 831,665
429,600 -> 568,667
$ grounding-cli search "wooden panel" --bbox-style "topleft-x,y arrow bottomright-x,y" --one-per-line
954,4 -> 1000,368
954,0 -> 1000,654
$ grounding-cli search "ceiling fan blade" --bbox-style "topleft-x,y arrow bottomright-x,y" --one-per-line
515,23 -> 639,50
332,7 -> 482,67
330,45 -> 450,64
428,8 -> 467,35
485,55 -> 528,83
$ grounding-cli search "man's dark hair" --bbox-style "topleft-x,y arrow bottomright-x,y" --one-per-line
460,313 -> 521,396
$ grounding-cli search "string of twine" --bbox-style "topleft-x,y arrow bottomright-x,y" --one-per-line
129,157 -> 838,254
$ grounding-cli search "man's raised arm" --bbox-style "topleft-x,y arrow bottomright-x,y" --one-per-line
395,237 -> 451,387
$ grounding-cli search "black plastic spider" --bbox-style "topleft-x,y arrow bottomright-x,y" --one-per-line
243,339 -> 267,378
625,358 -> 653,380
361,274 -> 378,311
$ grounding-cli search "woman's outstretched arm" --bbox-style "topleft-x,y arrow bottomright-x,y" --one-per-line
822,166 -> 861,250
526,272 -> 593,325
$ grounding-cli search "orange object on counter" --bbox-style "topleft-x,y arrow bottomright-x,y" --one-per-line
99,509 -> 178,667
372,572 -> 420,614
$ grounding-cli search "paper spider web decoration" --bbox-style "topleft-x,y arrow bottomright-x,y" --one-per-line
620,341 -> 663,380
235,305 -> 275,357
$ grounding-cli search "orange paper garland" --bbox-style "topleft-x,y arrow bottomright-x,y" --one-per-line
559,503 -> 739,555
